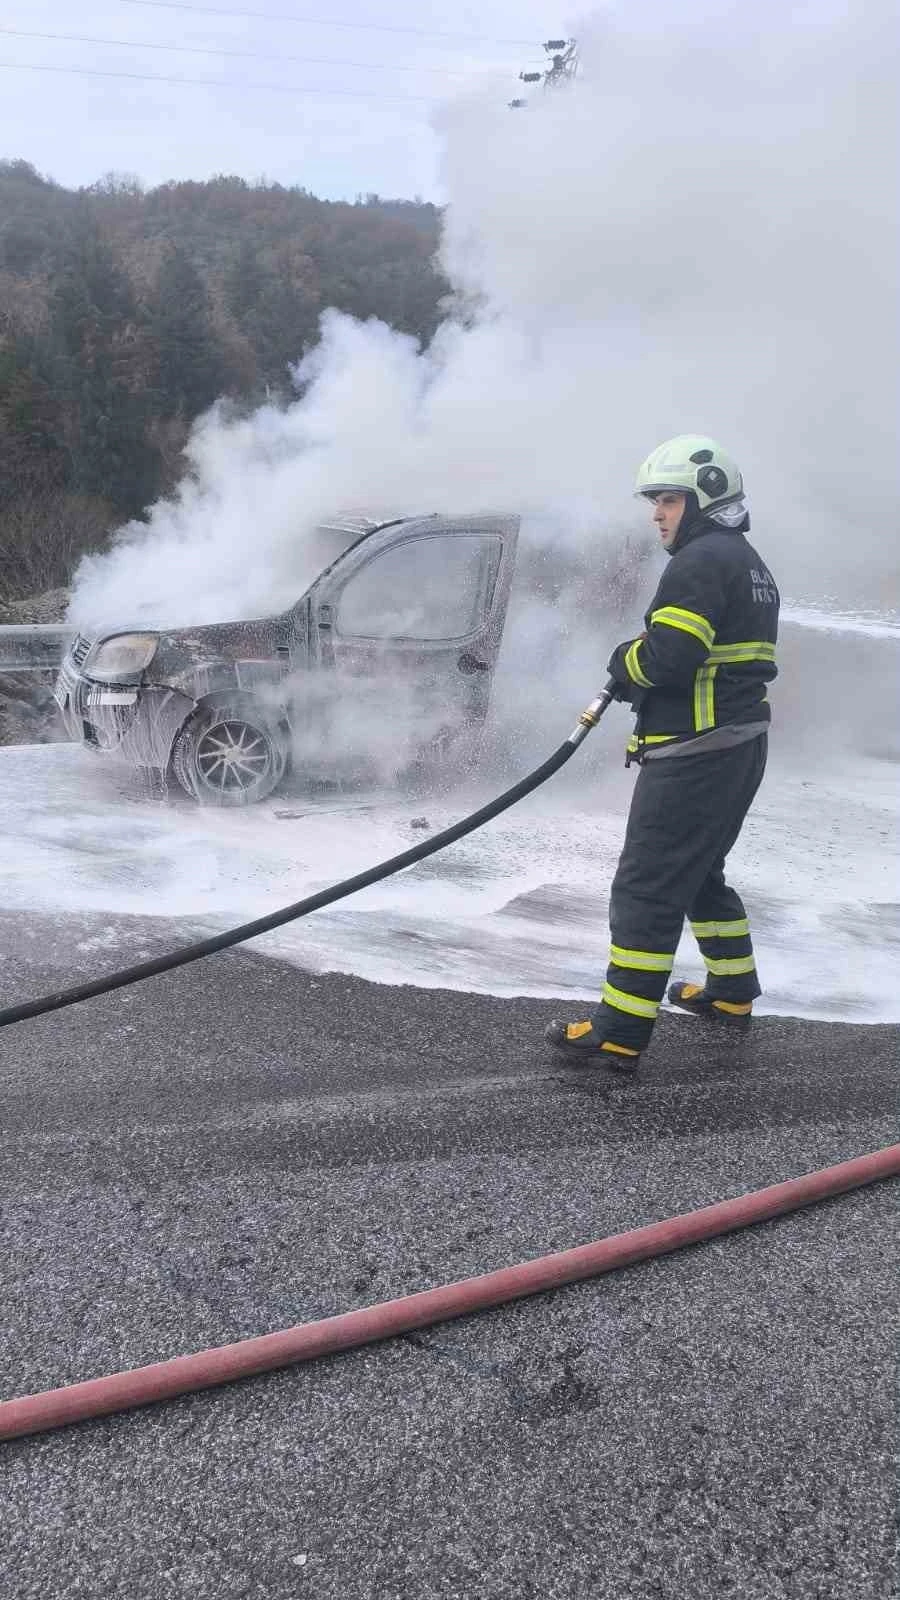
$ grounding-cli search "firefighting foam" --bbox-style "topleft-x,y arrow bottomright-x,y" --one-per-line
0,726 -> 897,1024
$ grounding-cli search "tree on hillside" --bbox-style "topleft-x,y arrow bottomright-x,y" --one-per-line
153,245 -> 229,420
223,236 -> 265,323
0,161 -> 448,593
0,342 -> 68,505
39,213 -> 161,514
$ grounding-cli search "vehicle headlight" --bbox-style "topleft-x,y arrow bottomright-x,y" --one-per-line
87,633 -> 159,681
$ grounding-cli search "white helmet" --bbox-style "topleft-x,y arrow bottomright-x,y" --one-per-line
635,434 -> 743,513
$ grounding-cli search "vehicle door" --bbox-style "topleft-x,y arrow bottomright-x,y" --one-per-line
304,515 -> 519,772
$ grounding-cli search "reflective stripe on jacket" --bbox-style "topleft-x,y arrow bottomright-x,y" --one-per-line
611,525 -> 779,758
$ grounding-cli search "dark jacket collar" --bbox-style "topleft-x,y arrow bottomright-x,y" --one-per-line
669,510 -> 750,556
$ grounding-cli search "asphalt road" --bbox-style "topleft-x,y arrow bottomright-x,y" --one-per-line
0,909 -> 896,1600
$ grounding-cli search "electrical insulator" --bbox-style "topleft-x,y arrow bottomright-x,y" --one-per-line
544,39 -> 568,51
519,72 -> 542,82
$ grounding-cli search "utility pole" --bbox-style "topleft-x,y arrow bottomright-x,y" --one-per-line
510,37 -> 579,106
541,38 -> 579,88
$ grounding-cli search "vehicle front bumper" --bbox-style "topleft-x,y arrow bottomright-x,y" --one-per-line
55,663 -> 195,769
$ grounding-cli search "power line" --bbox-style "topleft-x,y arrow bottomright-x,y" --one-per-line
0,58 -> 437,102
115,0 -> 541,48
0,24 -> 514,76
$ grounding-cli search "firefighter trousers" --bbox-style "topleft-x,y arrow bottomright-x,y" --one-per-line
590,733 -> 767,1053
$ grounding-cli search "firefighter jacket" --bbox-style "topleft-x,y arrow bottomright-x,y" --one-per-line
608,520 -> 779,762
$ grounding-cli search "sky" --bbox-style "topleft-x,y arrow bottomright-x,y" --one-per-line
0,0 -> 565,198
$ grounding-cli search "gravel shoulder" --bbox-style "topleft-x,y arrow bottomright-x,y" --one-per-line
0,909 -> 897,1600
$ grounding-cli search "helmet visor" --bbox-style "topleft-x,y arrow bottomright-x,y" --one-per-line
634,482 -> 687,500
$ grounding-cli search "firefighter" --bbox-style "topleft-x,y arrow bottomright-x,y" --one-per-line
546,435 -> 779,1072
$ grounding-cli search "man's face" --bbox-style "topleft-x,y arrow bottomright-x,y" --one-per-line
650,491 -> 686,549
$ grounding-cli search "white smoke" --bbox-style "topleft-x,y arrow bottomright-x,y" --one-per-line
435,0 -> 897,601
69,0 -> 899,772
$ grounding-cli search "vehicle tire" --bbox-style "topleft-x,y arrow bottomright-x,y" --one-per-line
171,698 -> 288,806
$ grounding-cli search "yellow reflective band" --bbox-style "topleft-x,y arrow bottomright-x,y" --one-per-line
691,918 -> 750,939
610,945 -> 674,973
601,983 -> 660,1020
706,641 -> 777,665
624,639 -> 654,688
693,663 -> 717,731
602,1041 -> 640,1058
713,999 -> 752,1015
650,606 -> 716,650
702,955 -> 757,976
566,1021 -> 594,1040
626,734 -> 677,752
678,983 -> 705,1000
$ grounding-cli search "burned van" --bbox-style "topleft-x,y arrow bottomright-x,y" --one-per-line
53,512 -> 519,805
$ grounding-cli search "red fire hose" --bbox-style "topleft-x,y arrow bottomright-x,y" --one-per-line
2,1143 -> 897,1442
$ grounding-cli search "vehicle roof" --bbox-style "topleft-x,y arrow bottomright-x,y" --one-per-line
314,511 -> 412,540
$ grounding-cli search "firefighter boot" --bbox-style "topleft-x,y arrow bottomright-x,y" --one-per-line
667,982 -> 752,1031
544,1020 -> 641,1074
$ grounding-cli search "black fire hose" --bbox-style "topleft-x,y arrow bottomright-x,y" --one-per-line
0,685 -> 617,1029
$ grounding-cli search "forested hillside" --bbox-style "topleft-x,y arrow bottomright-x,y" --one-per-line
0,158 -> 446,598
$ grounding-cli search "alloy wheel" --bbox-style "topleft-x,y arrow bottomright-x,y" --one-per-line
194,717 -> 276,798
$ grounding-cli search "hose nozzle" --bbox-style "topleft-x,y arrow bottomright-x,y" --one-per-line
567,681 -> 618,746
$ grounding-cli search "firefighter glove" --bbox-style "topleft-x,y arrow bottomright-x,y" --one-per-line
607,637 -> 648,706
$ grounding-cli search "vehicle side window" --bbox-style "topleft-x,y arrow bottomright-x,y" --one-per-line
335,534 -> 498,641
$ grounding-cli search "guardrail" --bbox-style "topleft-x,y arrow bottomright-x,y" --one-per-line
0,625 -> 75,673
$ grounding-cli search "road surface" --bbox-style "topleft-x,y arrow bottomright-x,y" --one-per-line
0,908 -> 896,1600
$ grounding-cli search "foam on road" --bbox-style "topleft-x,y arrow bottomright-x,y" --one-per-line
0,734 -> 897,1024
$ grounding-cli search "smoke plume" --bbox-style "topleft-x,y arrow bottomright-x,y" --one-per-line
69,0 -> 898,772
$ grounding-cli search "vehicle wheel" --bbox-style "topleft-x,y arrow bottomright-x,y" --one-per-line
171,699 -> 288,806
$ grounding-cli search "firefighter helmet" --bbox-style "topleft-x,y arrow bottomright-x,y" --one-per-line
635,435 -> 743,512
